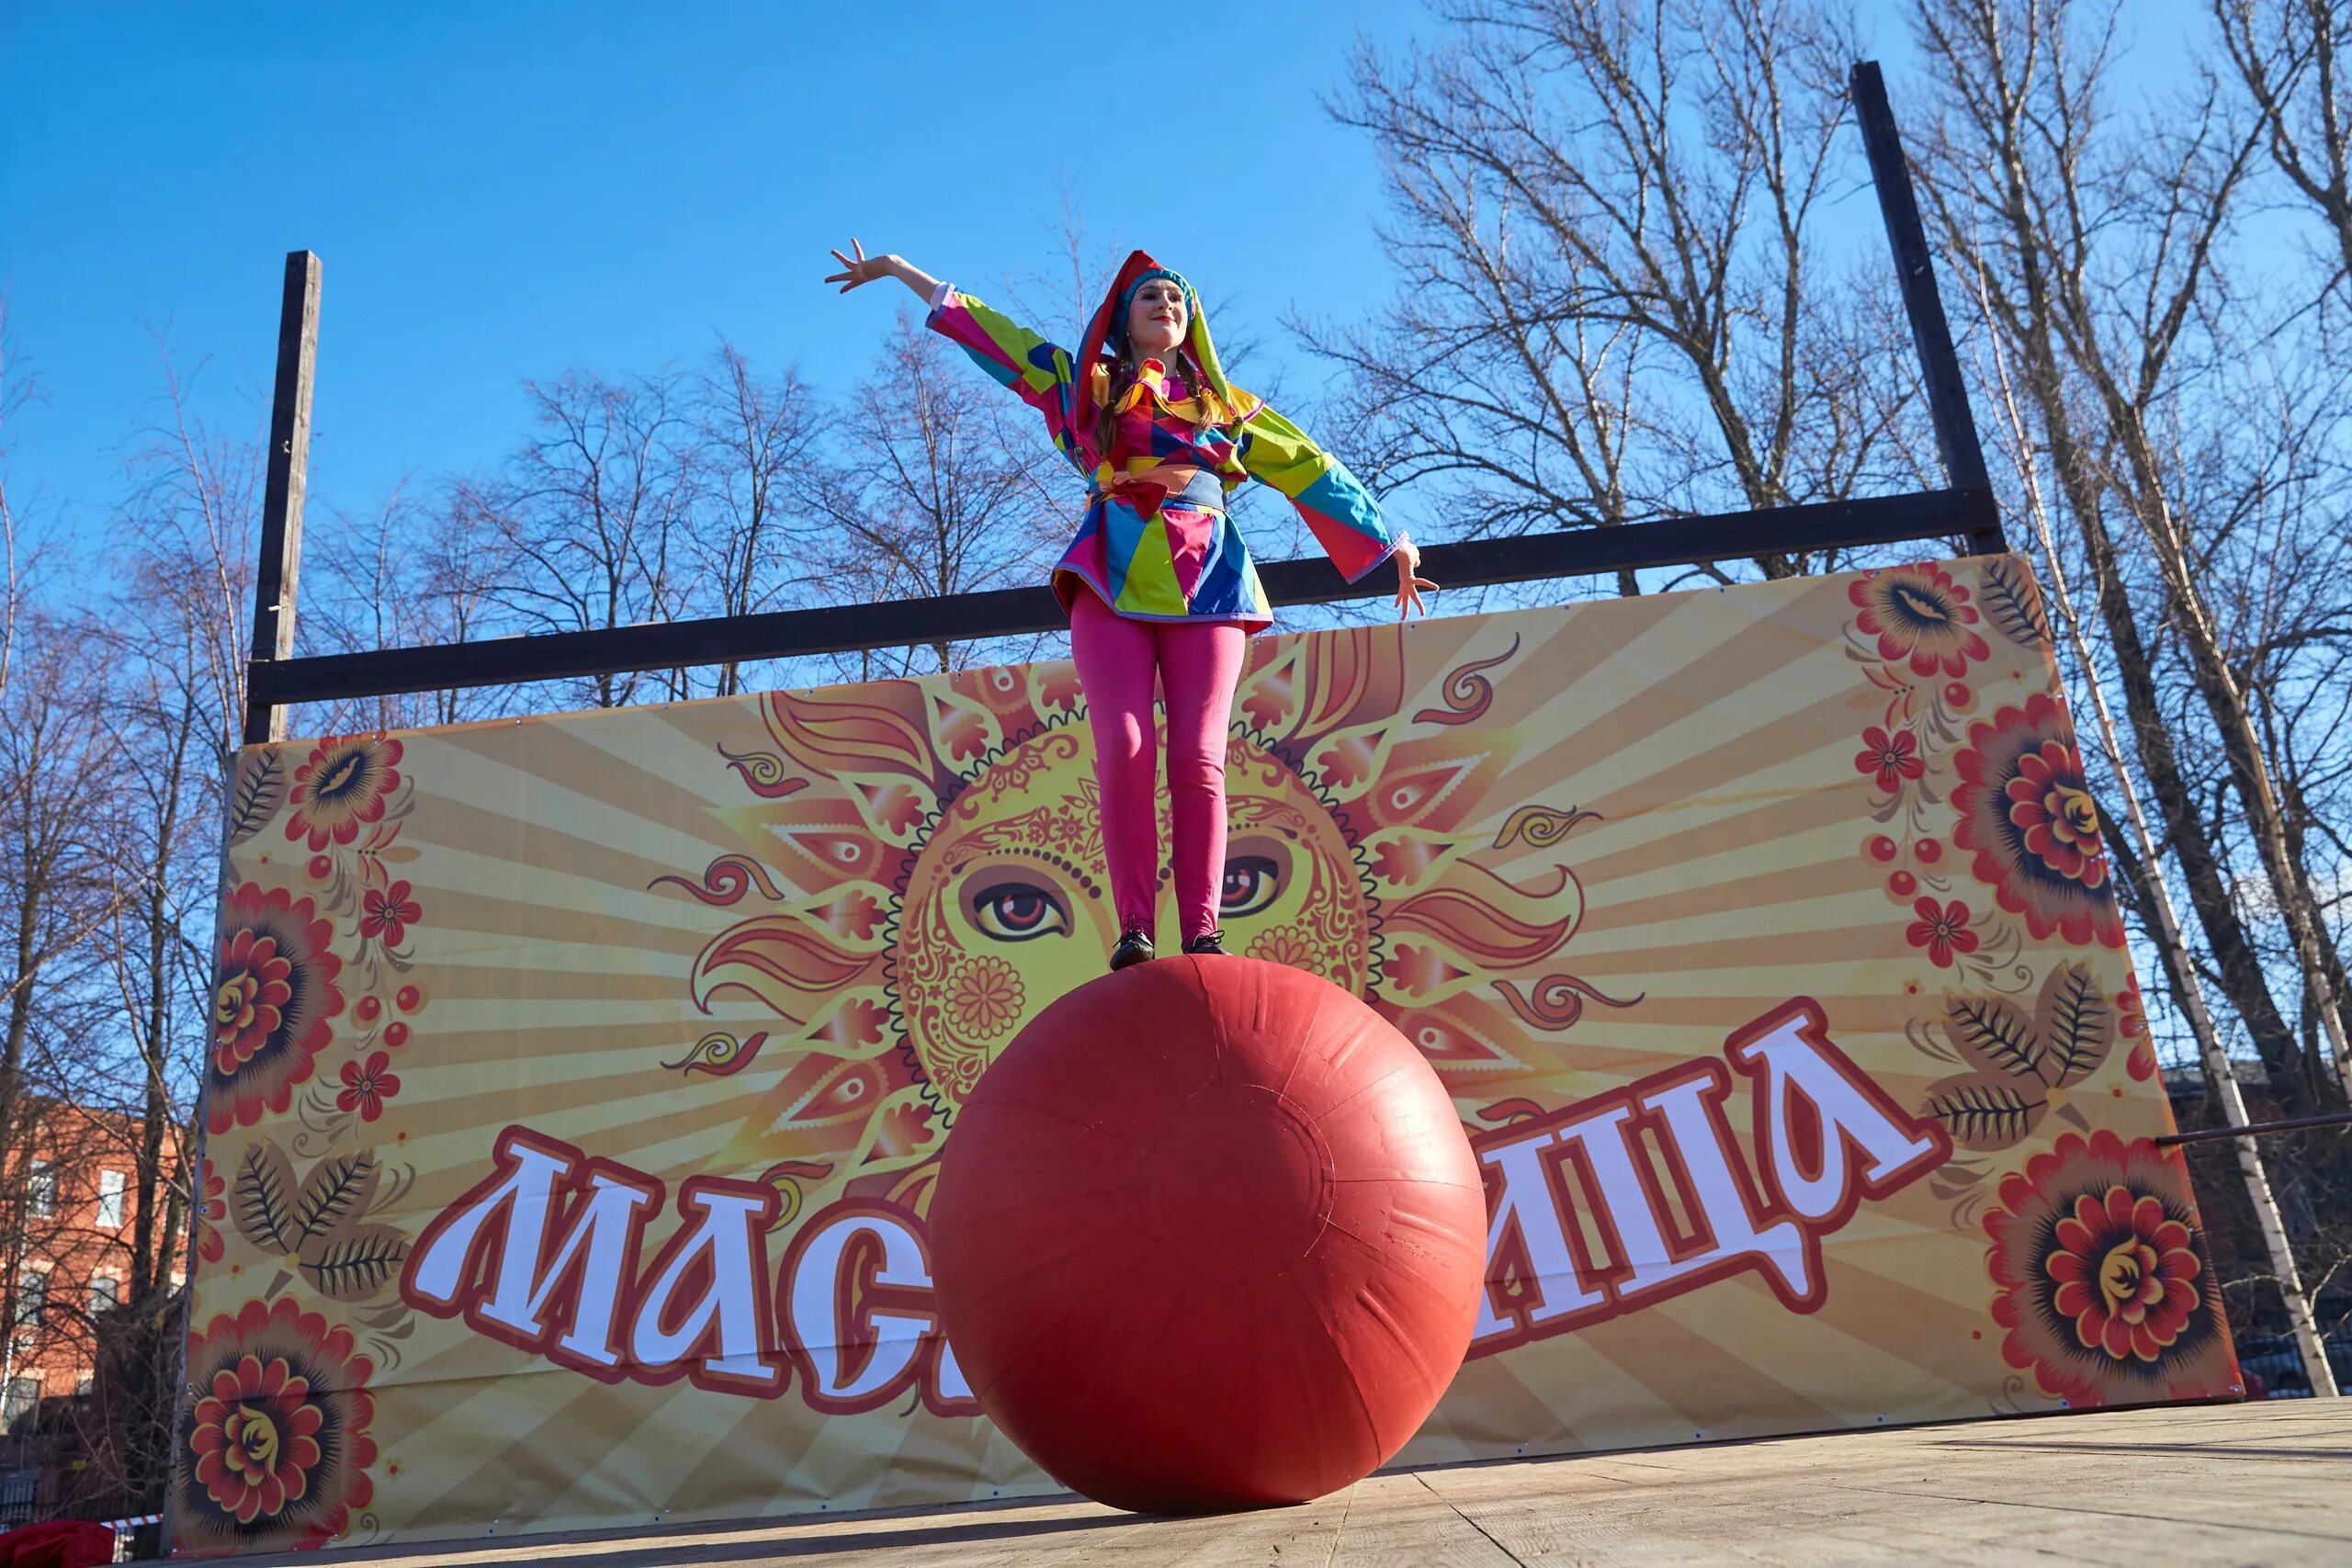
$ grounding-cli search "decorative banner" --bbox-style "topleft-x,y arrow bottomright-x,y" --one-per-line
177,555 -> 2236,1556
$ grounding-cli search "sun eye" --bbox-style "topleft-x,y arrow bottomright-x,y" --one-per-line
968,879 -> 1072,942
1219,855 -> 1283,919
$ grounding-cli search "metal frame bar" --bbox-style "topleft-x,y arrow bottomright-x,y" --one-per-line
232,63 -> 2007,737
1851,60 -> 2004,555
243,251 -> 322,746
248,486 -> 1998,711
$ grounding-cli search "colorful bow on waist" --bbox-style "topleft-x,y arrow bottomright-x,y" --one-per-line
1093,476 -> 1172,520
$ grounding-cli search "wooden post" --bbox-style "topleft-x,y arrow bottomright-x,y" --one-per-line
1850,62 -> 2006,557
243,250 -> 322,747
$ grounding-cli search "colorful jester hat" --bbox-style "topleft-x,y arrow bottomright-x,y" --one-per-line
1072,248 -> 1258,465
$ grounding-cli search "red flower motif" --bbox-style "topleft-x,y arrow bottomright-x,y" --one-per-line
1849,564 -> 1991,678
334,1052 -> 401,1122
876,1100 -> 935,1158
947,957 -> 1024,1039
1239,674 -> 1294,731
1372,837 -> 1441,887
1905,897 -> 1979,967
818,890 -> 883,942
357,880 -> 421,946
198,1158 -> 227,1266
2118,976 -> 2147,1040
1041,664 -> 1085,715
213,930 -> 293,1073
1388,941 -> 1470,997
175,1297 -> 378,1552
208,885 -> 345,1134
284,737 -> 402,852
1952,694 -> 2124,948
2118,977 -> 2154,1080
2048,1185 -> 2203,1361
1984,1131 -> 2236,1406
1855,726 -> 1928,792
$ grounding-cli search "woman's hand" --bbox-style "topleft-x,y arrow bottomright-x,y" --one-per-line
824,239 -> 943,302
1394,539 -> 1437,620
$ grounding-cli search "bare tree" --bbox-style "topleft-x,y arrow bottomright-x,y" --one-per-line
1313,0 -> 1937,582
2215,0 -> 2352,302
691,344 -> 823,696
793,315 -> 1067,677
482,369 -> 699,708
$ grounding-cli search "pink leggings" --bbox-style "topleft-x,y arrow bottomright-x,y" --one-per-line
1069,590 -> 1246,944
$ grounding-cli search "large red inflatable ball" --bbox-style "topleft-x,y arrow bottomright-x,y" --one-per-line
930,956 -> 1487,1515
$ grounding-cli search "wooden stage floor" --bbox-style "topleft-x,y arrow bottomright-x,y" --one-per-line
232,1400 -> 2352,1566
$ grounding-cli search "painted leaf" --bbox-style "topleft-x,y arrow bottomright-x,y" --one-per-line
294,1149 -> 381,1247
2033,961 -> 2113,1089
226,750 -> 287,846
1980,557 -> 2051,649
1922,1073 -> 2048,1152
1941,992 -> 2044,1084
232,1141 -> 300,1254
300,1224 -> 409,1301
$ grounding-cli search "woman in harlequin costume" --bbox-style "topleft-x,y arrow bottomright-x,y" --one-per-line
827,240 -> 1434,972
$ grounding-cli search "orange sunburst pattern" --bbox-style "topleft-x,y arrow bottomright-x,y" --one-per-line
179,555 -> 2231,1557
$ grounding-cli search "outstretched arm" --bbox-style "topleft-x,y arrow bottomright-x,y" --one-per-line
823,239 -> 942,302
827,239 -> 1080,438
1238,403 -> 1435,619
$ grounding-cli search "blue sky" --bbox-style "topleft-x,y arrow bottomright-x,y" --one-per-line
2,2 -> 2212,551
2,1 -> 1447,538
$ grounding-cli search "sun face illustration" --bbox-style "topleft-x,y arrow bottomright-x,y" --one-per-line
652,624 -> 1630,1224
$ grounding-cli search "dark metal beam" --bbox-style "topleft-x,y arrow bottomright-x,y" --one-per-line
243,251 -> 323,746
1851,61 -> 2005,557
2156,1111 -> 2352,1147
247,485 -> 1997,712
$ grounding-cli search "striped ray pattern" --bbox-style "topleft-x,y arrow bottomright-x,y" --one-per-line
178,555 -> 2231,1557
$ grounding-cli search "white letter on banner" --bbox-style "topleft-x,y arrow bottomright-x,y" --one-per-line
631,1185 -> 780,1390
790,1210 -> 934,1405
1474,1126 -> 1604,1342
475,1170 -> 655,1368
1731,1007 -> 1942,1221
1640,1074 -> 1812,1303
406,1133 -> 573,1312
1552,1100 -> 1691,1296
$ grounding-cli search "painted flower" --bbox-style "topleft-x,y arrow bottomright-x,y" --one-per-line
1952,694 -> 2124,948
209,884 -> 345,1134
1849,563 -> 1991,677
335,1052 -> 401,1122
1041,664 -> 1085,715
1983,1130 -> 2237,1405
1388,941 -> 1469,998
2118,976 -> 2154,1080
947,956 -> 1023,1039
1248,923 -> 1322,973
1372,837 -> 1442,887
198,1158 -> 228,1266
358,880 -> 421,946
1855,726 -> 1928,792
285,736 -> 403,852
1905,897 -> 1979,968
175,1296 -> 378,1552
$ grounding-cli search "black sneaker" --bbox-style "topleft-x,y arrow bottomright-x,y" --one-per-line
1181,930 -> 1228,957
1110,930 -> 1155,971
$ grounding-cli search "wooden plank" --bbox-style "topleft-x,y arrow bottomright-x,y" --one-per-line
1851,62 -> 2005,557
242,250 -> 323,746
220,1404 -> 2352,1567
245,485 -> 1998,713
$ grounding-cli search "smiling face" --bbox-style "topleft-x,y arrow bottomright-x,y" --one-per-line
681,630 -> 1612,1226
1125,276 -> 1187,358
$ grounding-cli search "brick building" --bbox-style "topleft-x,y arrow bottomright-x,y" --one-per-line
1,1101 -> 180,1528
